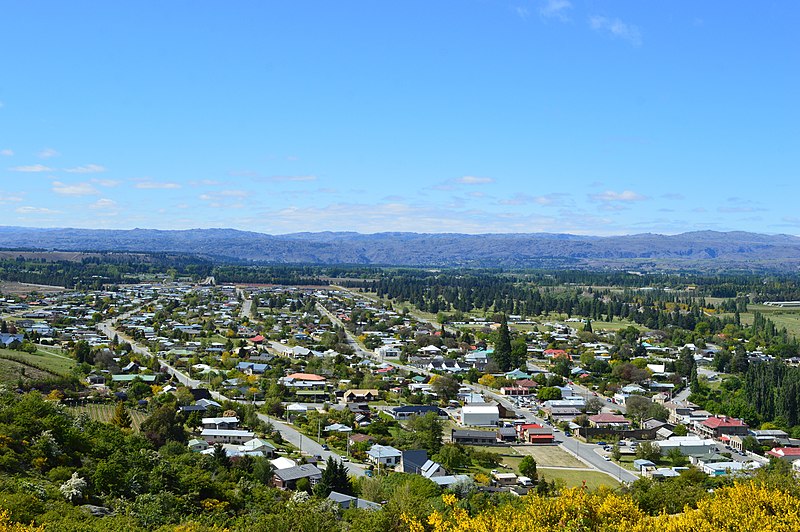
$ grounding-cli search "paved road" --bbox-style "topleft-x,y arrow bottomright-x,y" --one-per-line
258,413 -> 367,477
237,288 -> 252,318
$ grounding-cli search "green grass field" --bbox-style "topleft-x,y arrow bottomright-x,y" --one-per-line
67,403 -> 148,431
0,347 -> 76,376
538,467 -> 620,490
0,357 -> 53,383
735,304 -> 800,338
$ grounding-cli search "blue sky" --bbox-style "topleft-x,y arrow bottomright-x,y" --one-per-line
1,1 -> 797,236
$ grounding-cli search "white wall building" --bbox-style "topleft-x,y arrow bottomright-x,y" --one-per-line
461,403 -> 500,427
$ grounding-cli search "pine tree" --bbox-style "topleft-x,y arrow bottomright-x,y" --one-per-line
494,315 -> 513,372
690,366 -> 701,394
111,401 -> 132,429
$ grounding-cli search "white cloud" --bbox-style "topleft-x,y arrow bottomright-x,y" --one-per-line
9,164 -> 53,172
135,180 -> 181,189
37,148 -> 60,159
515,6 -> 530,20
0,193 -> 23,204
589,16 -> 642,46
267,175 -> 317,182
65,164 -> 106,173
540,0 -> 572,20
456,176 -> 494,185
590,190 -> 647,202
16,206 -> 60,215
91,179 -> 121,187
220,189 -> 248,198
0,149 -> 13,157
52,181 -> 99,196
90,198 -> 118,210
499,192 -> 569,206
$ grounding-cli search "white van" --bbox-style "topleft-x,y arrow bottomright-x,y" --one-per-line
517,476 -> 533,487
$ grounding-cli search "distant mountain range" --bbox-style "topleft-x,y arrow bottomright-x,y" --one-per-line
1,226 -> 800,272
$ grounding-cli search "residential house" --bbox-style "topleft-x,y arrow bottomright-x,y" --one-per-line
451,429 -> 496,446
202,416 -> 239,430
397,450 -> 429,474
236,361 -> 270,375
588,413 -> 631,429
327,491 -> 382,511
366,444 -> 402,467
342,389 -> 380,403
657,436 -> 718,456
389,405 -> 446,420
496,427 -> 518,443
420,460 -> 447,479
273,464 -> 323,490
200,428 -> 255,445
766,447 -> 800,461
427,357 -> 464,373
517,423 -> 555,444
279,372 -> 327,389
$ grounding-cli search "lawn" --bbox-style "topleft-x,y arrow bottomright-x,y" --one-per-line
537,467 -> 620,490
67,403 -> 148,431
0,357 -> 53,383
0,347 -> 75,376
0,349 -> 75,378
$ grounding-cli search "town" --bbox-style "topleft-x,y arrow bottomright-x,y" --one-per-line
3,260 -> 800,530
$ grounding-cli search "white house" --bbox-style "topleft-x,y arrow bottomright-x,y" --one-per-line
201,428 -> 255,445
366,444 -> 402,467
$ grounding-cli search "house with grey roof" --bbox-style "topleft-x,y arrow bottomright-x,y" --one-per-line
272,464 -> 322,490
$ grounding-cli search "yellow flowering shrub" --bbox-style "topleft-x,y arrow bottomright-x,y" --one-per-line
406,482 -> 800,532
0,510 -> 44,532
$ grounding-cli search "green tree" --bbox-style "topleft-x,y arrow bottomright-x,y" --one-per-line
493,316 -> 513,372
537,387 -> 562,401
400,412 -> 444,454
519,456 -> 538,480
635,441 -> 661,462
111,401 -> 132,429
625,395 -> 652,427
314,457 -> 352,497
434,443 -> 470,472
431,375 -> 460,402
140,403 -> 187,447
611,443 -> 622,461
511,337 -> 528,369
666,447 -> 688,467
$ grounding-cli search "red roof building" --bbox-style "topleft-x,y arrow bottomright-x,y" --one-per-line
588,413 -> 631,428
249,335 -> 265,344
698,416 -> 749,439
544,349 -> 571,360
516,423 -> 554,444
766,447 -> 800,460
